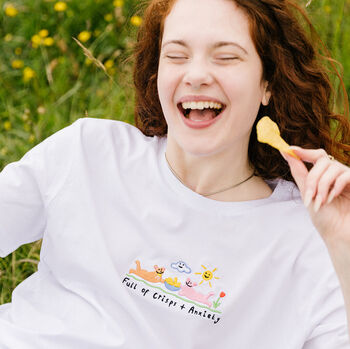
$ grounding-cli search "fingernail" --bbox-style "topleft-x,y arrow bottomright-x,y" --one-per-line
304,189 -> 313,208
327,190 -> 335,204
314,194 -> 323,213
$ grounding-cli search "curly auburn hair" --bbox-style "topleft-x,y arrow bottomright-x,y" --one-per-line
131,0 -> 350,183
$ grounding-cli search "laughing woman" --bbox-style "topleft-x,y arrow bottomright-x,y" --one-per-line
1,0 -> 350,348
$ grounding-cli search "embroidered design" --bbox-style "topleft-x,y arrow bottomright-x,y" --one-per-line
171,260 -> 191,274
164,277 -> 181,291
123,259 -> 226,325
178,277 -> 214,307
194,264 -> 220,287
212,292 -> 226,309
129,260 -> 165,283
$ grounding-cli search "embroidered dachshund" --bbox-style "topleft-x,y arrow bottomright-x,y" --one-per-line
129,260 -> 165,283
178,277 -> 215,307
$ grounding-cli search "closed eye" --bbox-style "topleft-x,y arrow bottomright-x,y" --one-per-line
166,56 -> 187,59
218,57 -> 238,60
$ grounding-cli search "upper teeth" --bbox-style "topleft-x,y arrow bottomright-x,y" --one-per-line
181,101 -> 223,110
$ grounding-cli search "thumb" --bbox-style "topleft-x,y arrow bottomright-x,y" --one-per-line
280,150 -> 309,196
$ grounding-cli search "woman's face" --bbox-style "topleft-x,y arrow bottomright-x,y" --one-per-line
157,0 -> 271,158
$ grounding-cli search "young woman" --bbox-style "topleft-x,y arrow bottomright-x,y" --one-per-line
0,0 -> 349,348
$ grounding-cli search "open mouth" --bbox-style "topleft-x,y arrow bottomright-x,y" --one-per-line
177,103 -> 226,119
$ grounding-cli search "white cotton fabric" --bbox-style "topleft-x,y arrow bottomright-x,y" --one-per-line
0,117 -> 349,349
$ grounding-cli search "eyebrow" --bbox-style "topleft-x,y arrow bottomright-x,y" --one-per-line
161,40 -> 248,55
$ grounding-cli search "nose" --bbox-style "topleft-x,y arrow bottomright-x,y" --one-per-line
183,57 -> 214,90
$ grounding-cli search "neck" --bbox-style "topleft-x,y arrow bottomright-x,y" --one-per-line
165,138 -> 256,199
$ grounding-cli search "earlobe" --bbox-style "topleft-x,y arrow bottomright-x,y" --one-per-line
262,91 -> 271,106
262,84 -> 271,106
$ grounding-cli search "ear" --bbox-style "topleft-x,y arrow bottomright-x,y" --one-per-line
262,81 -> 271,106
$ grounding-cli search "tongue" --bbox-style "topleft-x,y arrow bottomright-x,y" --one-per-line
188,109 -> 216,121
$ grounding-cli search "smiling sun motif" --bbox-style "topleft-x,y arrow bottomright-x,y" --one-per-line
195,265 -> 220,287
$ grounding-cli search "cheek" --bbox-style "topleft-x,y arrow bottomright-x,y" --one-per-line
225,76 -> 265,119
157,64 -> 176,106
227,68 -> 262,96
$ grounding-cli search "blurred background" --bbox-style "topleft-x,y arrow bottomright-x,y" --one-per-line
0,0 -> 349,303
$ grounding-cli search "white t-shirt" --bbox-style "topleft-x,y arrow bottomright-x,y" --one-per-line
0,117 -> 349,349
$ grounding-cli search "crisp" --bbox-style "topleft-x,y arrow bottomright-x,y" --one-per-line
256,116 -> 300,159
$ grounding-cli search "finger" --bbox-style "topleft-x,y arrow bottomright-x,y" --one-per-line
312,164 -> 344,212
327,170 -> 350,205
289,146 -> 329,164
280,150 -> 308,195
303,156 -> 332,208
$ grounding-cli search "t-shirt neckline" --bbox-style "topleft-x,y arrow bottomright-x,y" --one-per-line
157,136 -> 287,215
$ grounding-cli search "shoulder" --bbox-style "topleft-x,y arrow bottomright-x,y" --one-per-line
40,117 -> 157,151
73,117 -> 157,147
75,116 -> 135,131
66,117 -> 164,162
22,117 -> 159,170
266,177 -> 302,203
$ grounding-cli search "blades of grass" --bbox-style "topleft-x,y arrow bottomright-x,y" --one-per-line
54,81 -> 82,107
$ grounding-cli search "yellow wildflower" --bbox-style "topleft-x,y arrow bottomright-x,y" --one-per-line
15,47 -> 22,55
54,1 -> 67,12
104,13 -> 113,22
104,60 -> 114,69
0,147 -> 8,156
11,59 -> 24,69
43,37 -> 54,46
31,34 -> 42,48
4,34 -> 13,42
5,4 -> 18,17
29,134 -> 36,144
23,67 -> 36,82
113,0 -> 124,7
39,29 -> 49,38
324,5 -> 331,13
78,31 -> 91,43
85,58 -> 93,66
3,121 -> 12,131
130,16 -> 142,27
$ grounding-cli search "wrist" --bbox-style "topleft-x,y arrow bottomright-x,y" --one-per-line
324,236 -> 350,287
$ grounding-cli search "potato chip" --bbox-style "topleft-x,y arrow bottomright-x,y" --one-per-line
256,116 -> 300,159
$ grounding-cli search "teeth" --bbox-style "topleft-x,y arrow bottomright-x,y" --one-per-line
181,101 -> 223,110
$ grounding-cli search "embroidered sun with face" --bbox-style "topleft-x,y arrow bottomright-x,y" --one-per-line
195,265 -> 220,287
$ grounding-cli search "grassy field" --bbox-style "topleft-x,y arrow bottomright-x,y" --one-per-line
0,0 -> 349,304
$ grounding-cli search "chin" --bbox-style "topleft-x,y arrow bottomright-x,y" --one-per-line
178,140 -> 225,158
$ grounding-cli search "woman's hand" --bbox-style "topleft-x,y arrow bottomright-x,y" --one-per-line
281,146 -> 350,244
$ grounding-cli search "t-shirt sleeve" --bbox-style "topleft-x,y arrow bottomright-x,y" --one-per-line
0,118 -> 82,257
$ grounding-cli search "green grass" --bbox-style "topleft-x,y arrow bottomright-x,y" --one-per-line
0,0 -> 349,304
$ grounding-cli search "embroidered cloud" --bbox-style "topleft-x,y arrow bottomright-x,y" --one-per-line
171,261 -> 191,274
